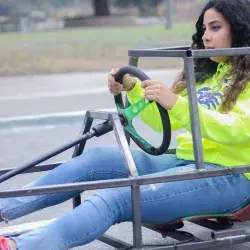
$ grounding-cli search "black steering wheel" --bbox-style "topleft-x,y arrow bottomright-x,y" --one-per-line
114,66 -> 171,155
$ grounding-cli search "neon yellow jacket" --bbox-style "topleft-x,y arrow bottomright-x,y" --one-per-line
127,62 -> 250,179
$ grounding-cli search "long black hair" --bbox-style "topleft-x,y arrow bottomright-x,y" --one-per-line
172,0 -> 250,112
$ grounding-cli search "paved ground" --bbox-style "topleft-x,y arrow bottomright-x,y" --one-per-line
0,70 -> 250,249
0,69 -> 179,118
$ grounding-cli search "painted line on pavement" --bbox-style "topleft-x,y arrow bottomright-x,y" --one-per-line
0,88 -> 108,101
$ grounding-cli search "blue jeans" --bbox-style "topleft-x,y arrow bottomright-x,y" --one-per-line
1,146 -> 250,250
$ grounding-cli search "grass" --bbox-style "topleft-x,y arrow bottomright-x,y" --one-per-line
0,23 -> 195,76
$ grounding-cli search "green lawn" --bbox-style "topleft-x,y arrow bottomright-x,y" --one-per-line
0,23 -> 195,76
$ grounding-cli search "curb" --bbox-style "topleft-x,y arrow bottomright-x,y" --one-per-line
0,109 -> 116,130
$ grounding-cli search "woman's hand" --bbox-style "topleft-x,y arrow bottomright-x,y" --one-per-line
142,80 -> 178,110
108,68 -> 136,95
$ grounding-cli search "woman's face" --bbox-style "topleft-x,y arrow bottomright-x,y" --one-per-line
202,8 -> 232,63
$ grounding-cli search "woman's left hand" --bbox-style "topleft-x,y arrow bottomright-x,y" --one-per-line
142,80 -> 179,110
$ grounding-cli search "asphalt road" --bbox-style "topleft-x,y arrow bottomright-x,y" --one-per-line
0,69 -> 180,118
0,69 -> 250,249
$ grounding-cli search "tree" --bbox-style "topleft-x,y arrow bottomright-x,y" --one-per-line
0,0 -> 113,17
113,0 -> 164,16
93,0 -> 110,16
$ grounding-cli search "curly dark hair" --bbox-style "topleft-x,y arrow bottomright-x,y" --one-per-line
172,0 -> 250,113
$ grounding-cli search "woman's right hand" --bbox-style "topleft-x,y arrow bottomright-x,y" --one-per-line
108,68 -> 136,95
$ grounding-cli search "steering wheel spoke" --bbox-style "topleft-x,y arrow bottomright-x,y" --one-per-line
123,125 -> 152,150
117,98 -> 151,122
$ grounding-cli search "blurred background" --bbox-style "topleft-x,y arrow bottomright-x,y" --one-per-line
0,0 -> 207,76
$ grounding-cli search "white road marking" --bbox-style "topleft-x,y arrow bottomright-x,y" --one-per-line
0,87 -> 109,101
0,109 -> 117,123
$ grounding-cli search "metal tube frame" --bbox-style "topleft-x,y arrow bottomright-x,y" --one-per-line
1,46 -> 250,249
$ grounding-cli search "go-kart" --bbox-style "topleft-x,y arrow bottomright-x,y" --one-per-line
1,45 -> 250,249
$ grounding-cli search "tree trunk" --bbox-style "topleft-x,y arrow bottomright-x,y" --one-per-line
136,0 -> 157,17
93,0 -> 110,16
